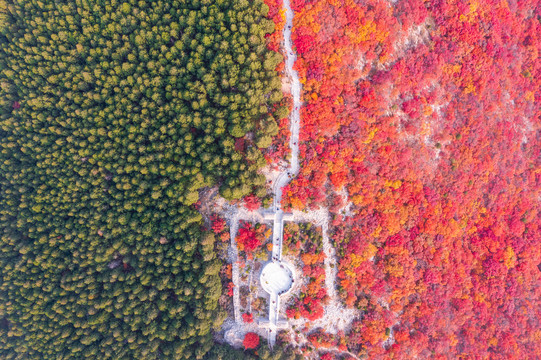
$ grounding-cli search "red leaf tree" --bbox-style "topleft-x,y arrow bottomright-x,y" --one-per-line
243,332 -> 260,350
236,223 -> 262,254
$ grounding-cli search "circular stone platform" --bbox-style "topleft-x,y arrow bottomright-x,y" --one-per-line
260,261 -> 294,295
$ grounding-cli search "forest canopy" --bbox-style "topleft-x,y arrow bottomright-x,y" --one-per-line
0,0 -> 282,358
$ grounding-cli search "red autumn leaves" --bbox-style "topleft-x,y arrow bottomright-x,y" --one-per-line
276,0 -> 540,358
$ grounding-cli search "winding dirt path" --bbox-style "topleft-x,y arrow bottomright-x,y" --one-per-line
272,0 -> 301,210
283,0 -> 301,177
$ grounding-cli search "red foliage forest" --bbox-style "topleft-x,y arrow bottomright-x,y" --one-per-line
275,0 -> 540,358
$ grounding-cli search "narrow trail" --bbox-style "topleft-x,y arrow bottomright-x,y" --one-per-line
289,208 -> 338,301
283,0 -> 301,177
321,217 -> 338,301
273,0 -> 302,209
227,209 -> 242,324
226,205 -> 267,324
288,209 -> 359,336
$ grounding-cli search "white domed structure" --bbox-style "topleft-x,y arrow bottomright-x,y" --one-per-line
260,261 -> 294,296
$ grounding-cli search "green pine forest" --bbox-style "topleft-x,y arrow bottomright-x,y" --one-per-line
0,0 -> 285,358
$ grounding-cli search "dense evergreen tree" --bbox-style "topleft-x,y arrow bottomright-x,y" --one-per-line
0,0 -> 281,358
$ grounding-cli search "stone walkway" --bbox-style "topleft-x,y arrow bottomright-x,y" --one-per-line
260,0 -> 303,346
